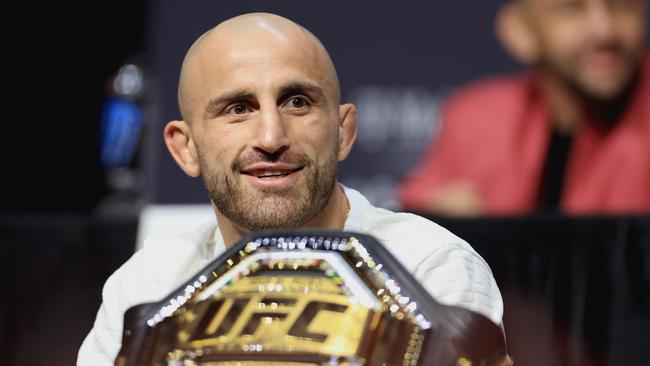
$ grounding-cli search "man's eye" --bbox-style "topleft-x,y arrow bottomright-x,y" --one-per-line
288,97 -> 308,109
227,104 -> 247,115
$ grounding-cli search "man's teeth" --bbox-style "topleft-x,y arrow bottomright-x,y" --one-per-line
257,171 -> 288,178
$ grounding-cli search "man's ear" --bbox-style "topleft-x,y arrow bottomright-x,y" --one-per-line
495,1 -> 539,64
337,103 -> 357,161
163,120 -> 201,177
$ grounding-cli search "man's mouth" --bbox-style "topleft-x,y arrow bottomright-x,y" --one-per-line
240,163 -> 304,180
238,161 -> 306,189
246,168 -> 302,179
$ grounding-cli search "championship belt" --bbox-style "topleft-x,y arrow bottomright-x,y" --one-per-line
115,230 -> 508,365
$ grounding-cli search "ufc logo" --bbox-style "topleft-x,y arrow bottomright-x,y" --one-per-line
188,295 -> 348,344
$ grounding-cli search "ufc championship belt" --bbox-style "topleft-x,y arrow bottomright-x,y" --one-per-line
115,231 -> 508,365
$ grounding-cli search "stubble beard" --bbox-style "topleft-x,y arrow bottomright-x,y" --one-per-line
542,42 -> 642,104
199,148 -> 338,232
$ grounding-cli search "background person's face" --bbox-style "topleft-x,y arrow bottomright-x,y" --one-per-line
527,0 -> 647,100
187,35 -> 343,231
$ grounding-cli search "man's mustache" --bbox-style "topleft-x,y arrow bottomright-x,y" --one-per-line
233,150 -> 312,171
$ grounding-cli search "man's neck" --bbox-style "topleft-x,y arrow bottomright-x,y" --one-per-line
538,69 -> 584,136
215,184 -> 350,248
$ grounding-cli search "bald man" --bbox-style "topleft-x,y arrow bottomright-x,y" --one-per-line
78,13 -> 503,365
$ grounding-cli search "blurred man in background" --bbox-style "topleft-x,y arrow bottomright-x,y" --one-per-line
399,0 -> 649,216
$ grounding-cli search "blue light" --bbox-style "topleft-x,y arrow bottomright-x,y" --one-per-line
100,98 -> 143,168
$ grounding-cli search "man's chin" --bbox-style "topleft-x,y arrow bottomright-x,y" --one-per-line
580,84 -> 624,102
237,204 -> 311,231
243,186 -> 297,203
576,56 -> 639,101
585,72 -> 628,96
568,67 -> 635,103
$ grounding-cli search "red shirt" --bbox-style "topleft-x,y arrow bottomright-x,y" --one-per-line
399,54 -> 650,215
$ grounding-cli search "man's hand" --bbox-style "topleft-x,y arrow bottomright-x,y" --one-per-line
430,181 -> 483,216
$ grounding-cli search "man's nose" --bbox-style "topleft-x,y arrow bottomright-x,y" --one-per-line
253,105 -> 290,156
587,2 -> 617,43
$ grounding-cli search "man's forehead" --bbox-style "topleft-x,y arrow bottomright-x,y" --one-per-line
194,38 -> 329,93
203,64 -> 326,99
196,32 -> 321,72
178,13 -> 341,119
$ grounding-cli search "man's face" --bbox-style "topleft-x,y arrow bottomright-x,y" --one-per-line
526,0 -> 646,100
186,35 -> 343,231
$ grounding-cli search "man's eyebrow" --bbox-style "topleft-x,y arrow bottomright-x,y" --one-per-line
203,83 -> 327,119
204,90 -> 253,118
279,82 -> 326,100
